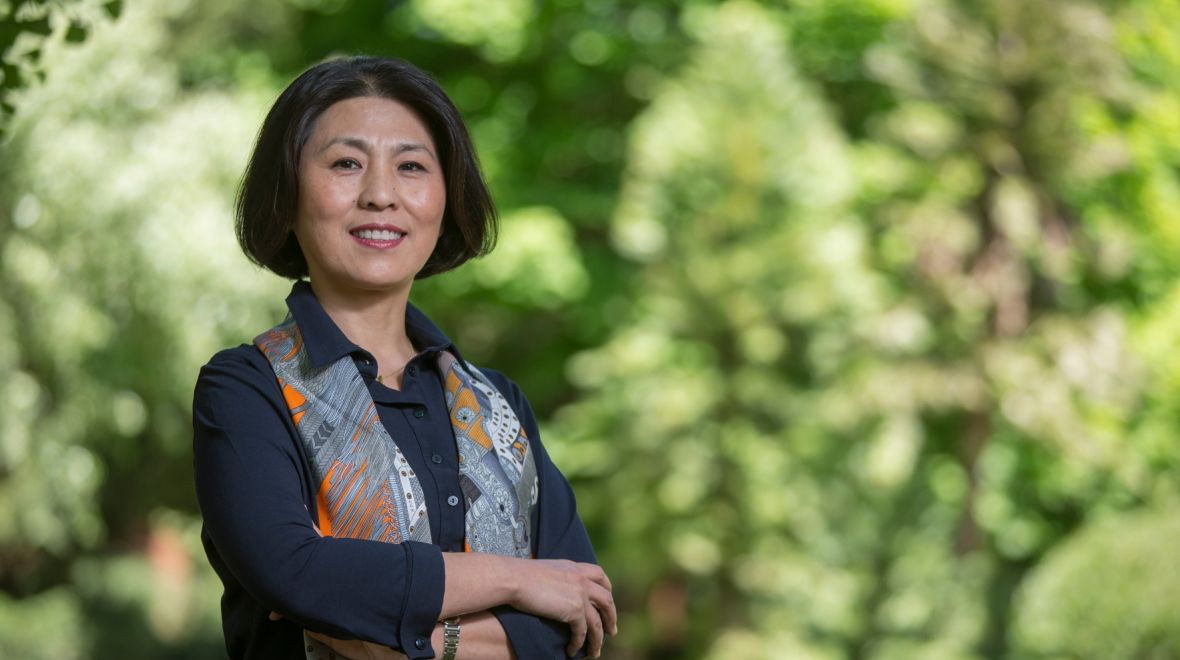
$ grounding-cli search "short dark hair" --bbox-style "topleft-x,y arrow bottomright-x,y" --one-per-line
236,56 -> 497,279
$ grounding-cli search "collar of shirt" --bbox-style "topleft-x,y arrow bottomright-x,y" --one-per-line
283,280 -> 468,374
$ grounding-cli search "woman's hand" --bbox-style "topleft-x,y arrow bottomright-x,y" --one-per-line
305,632 -> 409,660
277,612 -> 513,660
439,553 -> 617,658
509,559 -> 617,658
266,612 -> 408,660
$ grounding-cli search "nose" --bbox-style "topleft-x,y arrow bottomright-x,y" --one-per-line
357,161 -> 399,210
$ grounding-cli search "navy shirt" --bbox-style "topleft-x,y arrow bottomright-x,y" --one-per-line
193,282 -> 596,659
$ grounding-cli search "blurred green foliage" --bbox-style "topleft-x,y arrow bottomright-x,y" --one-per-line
2,0 -> 1179,658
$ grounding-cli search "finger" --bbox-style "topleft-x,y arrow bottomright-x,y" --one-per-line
361,642 -> 410,660
268,611 -> 282,621
586,602 -> 604,658
306,631 -> 343,646
308,633 -> 367,657
580,563 -> 612,592
567,614 -> 587,657
304,504 -> 324,537
589,582 -> 618,636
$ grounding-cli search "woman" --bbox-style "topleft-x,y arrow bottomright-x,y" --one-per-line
193,56 -> 616,660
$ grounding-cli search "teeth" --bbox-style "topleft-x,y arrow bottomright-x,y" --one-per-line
354,229 -> 405,241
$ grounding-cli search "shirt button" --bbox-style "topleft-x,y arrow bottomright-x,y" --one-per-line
413,407 -> 426,418
407,364 -> 418,377
431,454 -> 443,464
447,495 -> 460,507
414,638 -> 427,650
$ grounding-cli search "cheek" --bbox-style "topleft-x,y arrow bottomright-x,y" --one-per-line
301,179 -> 353,218
418,180 -> 448,226
293,184 -> 344,255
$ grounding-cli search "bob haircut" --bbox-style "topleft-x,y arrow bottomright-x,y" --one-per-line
236,56 -> 497,280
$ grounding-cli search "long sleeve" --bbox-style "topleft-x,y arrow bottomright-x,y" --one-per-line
193,347 -> 444,659
481,370 -> 598,659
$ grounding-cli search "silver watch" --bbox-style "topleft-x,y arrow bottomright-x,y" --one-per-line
442,616 -> 461,660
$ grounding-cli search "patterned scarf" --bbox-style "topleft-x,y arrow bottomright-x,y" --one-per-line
254,315 -> 538,657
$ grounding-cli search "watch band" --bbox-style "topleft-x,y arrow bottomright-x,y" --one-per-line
442,616 -> 461,660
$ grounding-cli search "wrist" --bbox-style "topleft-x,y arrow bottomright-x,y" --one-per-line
431,620 -> 446,655
441,616 -> 461,660
501,556 -> 524,610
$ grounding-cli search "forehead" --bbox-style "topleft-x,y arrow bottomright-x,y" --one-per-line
307,96 -> 436,149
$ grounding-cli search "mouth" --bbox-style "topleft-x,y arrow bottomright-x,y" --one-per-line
350,225 -> 407,248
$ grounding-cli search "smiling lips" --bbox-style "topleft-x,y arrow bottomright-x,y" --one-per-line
350,224 -> 407,249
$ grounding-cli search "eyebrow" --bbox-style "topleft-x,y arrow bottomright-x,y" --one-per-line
317,136 -> 436,159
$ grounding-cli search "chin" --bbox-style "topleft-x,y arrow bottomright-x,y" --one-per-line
351,274 -> 416,292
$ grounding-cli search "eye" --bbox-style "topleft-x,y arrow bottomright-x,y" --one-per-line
332,158 -> 361,170
399,161 -> 427,172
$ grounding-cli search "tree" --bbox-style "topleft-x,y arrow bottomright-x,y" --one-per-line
553,1 -> 1180,658
3,0 -> 1180,658
1,0 -> 121,131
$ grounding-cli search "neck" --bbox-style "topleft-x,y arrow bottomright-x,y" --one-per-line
307,278 -> 417,387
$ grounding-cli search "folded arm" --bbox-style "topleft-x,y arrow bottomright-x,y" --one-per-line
306,611 -> 512,660
195,351 -> 614,659
478,370 -> 619,659
195,350 -> 446,656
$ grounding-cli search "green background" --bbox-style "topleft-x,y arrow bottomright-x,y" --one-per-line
3,0 -> 1180,658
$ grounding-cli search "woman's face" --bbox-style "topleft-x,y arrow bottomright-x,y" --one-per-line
294,96 -> 446,298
